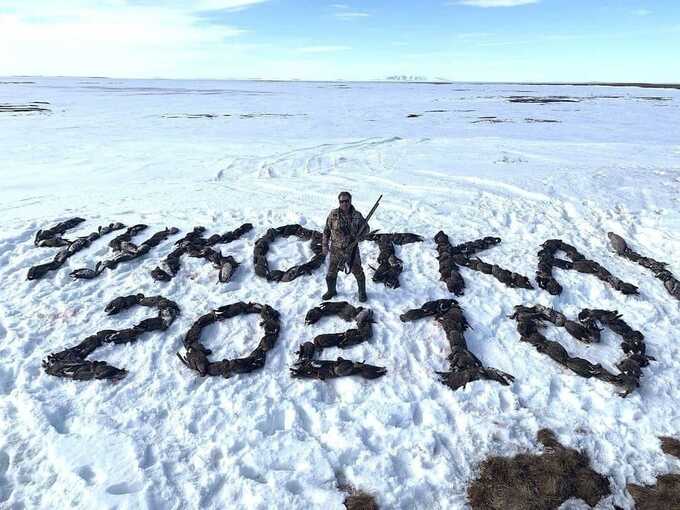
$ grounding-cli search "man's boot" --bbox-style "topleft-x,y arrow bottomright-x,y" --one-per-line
355,272 -> 367,302
322,275 -> 337,300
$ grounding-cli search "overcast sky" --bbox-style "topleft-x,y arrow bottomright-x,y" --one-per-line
1,0 -> 678,81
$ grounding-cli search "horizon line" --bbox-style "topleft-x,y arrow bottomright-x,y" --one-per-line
2,75 -> 680,90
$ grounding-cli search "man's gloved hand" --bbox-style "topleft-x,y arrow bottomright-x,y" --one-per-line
357,224 -> 370,241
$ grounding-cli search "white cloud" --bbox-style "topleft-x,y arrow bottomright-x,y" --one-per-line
0,5 -> 249,78
126,0 -> 268,10
457,32 -> 493,39
631,8 -> 652,16
297,45 -> 351,53
331,3 -> 369,19
191,0 -> 268,11
455,0 -> 539,7
334,11 -> 370,18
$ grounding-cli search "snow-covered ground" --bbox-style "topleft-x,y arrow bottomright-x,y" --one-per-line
1,77 -> 679,509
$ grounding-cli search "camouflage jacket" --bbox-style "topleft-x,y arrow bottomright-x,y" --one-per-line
323,207 -> 369,253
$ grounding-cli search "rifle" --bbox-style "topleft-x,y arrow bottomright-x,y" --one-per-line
343,194 -> 382,274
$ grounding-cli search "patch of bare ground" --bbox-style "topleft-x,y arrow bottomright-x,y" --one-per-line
516,82 -> 680,90
635,96 -> 671,101
472,116 -> 511,124
575,82 -> 680,90
660,437 -> 680,459
240,113 -> 305,118
507,96 -> 581,104
627,437 -> 680,510
162,113 -> 229,119
406,110 -> 450,117
467,428 -> 611,510
0,81 -> 36,84
339,484 -> 379,510
0,102 -> 51,113
161,113 -> 306,119
525,118 -> 560,123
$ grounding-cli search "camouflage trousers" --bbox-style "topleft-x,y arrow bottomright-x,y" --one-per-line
327,248 -> 364,278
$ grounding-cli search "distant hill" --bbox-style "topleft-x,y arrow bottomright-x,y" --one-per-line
385,74 -> 450,82
384,75 -> 452,83
385,75 -> 428,81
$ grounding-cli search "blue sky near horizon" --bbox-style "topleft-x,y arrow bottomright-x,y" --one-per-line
1,0 -> 679,81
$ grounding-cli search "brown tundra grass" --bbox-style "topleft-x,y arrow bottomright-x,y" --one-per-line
467,428 -> 610,510
627,436 -> 680,510
339,483 -> 378,510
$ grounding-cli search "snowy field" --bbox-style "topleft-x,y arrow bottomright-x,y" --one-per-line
1,77 -> 679,509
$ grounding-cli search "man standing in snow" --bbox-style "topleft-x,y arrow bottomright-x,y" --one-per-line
322,192 -> 370,302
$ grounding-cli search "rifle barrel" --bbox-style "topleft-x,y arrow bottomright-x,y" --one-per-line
365,194 -> 383,223
343,195 -> 382,273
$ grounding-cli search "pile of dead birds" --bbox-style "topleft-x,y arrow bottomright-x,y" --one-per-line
434,231 -> 533,295
28,218 -> 126,280
34,217 -> 86,247
365,232 -> 423,289
536,239 -> 639,296
70,224 -> 179,279
177,302 -> 280,378
253,224 -> 325,282
291,302 -> 386,380
400,299 -> 514,391
42,294 -> 179,381
467,428 -> 611,510
151,223 -> 252,283
510,305 -> 653,396
608,232 -> 680,300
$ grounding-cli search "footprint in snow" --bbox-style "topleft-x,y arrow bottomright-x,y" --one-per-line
76,465 -> 96,485
106,481 -> 144,495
